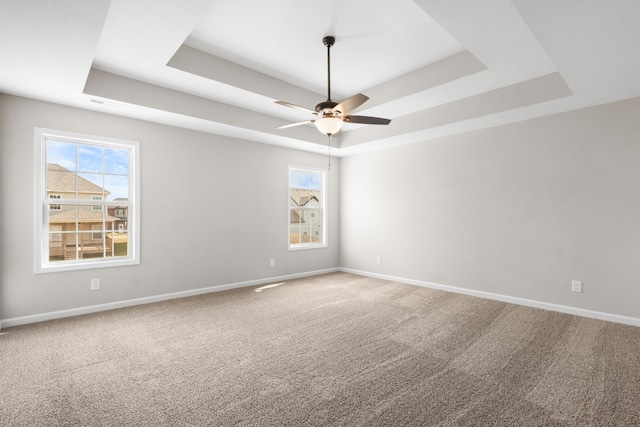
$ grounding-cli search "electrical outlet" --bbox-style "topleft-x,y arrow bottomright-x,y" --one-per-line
269,258 -> 275,267
571,280 -> 582,293
90,278 -> 101,290
376,256 -> 381,265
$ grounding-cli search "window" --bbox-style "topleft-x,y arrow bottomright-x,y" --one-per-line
49,194 -> 61,210
91,195 -> 103,211
34,128 -> 140,273
289,166 -> 326,249
91,225 -> 103,240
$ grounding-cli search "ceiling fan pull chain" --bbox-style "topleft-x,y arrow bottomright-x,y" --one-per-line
328,134 -> 331,171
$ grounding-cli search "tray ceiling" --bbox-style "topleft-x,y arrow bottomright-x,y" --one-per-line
1,0 -> 639,156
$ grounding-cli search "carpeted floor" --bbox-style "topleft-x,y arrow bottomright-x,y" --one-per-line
1,272 -> 639,426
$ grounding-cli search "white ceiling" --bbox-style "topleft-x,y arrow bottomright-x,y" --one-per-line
1,0 -> 639,156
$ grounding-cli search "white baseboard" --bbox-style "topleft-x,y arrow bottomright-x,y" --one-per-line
3,267 -> 638,330
339,267 -> 640,328
0,268 -> 338,329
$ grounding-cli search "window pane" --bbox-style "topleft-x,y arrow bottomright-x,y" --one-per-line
48,205 -> 78,262
308,173 -> 320,190
78,173 -> 105,199
49,204 -> 77,229
290,170 -> 300,188
91,224 -> 103,240
77,207 -> 111,259
46,140 -> 76,171
290,188 -> 300,207
290,208 -> 304,245
78,205 -> 104,224
308,208 -> 320,226
300,222 -> 312,243
104,148 -> 129,175
49,194 -> 61,210
112,231 -> 129,257
49,229 -> 78,261
47,163 -> 76,199
78,144 -> 103,173
62,231 -> 80,262
48,225 -> 64,261
104,175 -> 129,201
299,172 -> 310,189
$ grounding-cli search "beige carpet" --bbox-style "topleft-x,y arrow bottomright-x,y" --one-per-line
1,272 -> 639,426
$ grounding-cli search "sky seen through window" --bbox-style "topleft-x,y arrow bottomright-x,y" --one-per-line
47,139 -> 130,200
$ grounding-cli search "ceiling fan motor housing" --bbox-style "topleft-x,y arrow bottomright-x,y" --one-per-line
315,100 -> 339,115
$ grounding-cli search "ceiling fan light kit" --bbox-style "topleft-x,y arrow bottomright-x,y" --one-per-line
275,36 -> 391,137
314,116 -> 343,136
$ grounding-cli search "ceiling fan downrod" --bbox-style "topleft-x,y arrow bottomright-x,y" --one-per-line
323,36 -> 335,102
314,36 -> 338,114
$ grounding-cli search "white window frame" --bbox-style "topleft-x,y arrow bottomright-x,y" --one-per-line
288,165 -> 327,250
34,128 -> 140,273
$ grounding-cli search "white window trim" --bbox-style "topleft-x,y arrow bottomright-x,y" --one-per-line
288,165 -> 328,251
34,127 -> 141,273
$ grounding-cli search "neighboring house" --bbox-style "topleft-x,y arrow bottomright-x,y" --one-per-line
47,163 -> 117,260
107,198 -> 129,233
289,189 -> 321,244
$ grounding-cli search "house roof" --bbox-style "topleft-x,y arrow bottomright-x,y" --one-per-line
299,196 -> 319,206
109,199 -> 129,209
47,164 -> 111,196
49,207 -> 117,224
289,209 -> 304,224
290,189 -> 320,207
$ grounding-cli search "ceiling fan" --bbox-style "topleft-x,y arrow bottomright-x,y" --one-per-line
275,36 -> 391,136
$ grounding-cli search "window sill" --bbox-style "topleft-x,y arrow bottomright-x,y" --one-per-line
288,243 -> 328,251
35,257 -> 139,274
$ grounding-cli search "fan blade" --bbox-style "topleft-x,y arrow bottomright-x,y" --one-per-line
343,115 -> 391,125
333,93 -> 369,115
277,120 -> 314,130
275,100 -> 316,115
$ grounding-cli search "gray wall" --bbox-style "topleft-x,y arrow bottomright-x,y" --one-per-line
0,95 -> 340,320
3,93 -> 640,323
340,97 -> 640,319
